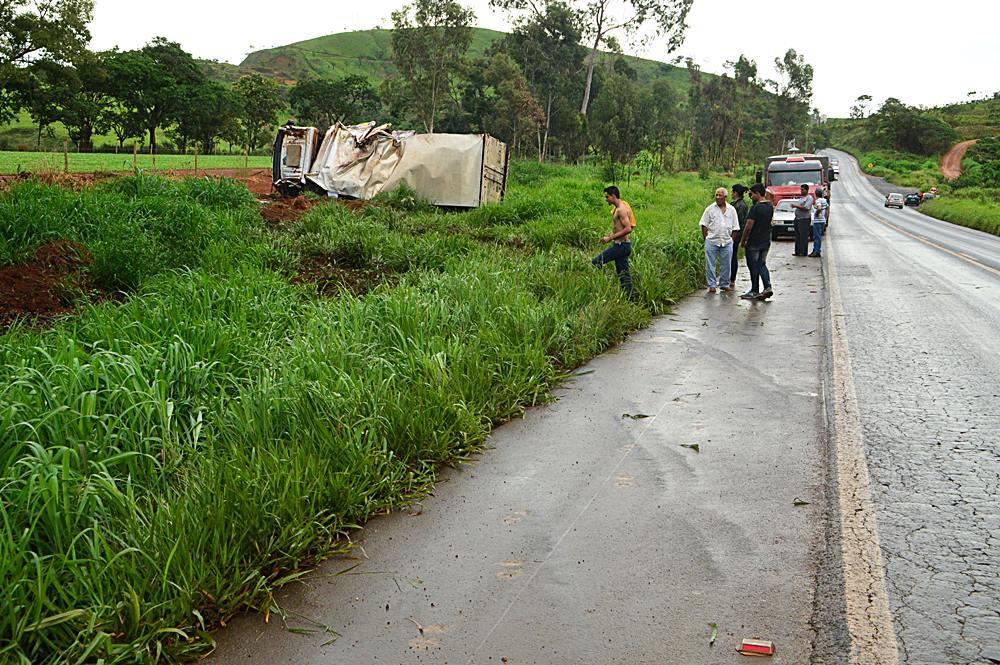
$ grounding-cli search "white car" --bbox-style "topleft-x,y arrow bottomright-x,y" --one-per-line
771,199 -> 797,239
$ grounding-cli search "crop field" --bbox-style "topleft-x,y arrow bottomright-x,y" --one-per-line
0,162 -> 707,662
0,150 -> 273,175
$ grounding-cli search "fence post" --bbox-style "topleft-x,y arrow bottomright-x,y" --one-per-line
133,143 -> 137,171
63,140 -> 69,173
194,144 -> 199,175
243,146 -> 248,179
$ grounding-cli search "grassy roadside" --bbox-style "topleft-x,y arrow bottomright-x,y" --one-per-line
0,150 -> 272,174
0,163 -> 708,663
920,195 -> 1000,236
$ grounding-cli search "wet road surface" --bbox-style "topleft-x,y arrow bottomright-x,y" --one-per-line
824,150 -> 1000,665
211,243 -> 830,663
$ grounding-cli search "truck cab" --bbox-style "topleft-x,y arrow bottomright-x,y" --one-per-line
756,153 -> 834,234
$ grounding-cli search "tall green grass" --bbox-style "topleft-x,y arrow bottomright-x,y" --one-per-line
920,196 -> 1000,236
0,163 -> 706,662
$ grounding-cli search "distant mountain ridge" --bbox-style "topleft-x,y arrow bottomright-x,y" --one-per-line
197,27 -> 695,92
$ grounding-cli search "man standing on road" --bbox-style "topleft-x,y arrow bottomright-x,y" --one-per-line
593,185 -> 636,298
790,184 -> 813,256
810,187 -> 829,257
729,184 -> 750,288
700,187 -> 740,293
740,183 -> 775,300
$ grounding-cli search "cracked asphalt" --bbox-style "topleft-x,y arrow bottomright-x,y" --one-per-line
825,150 -> 1000,665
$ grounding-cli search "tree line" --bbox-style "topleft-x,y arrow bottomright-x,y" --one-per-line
2,0 -> 824,174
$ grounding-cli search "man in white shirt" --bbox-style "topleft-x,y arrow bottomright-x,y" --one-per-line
810,187 -> 829,257
699,187 -> 741,293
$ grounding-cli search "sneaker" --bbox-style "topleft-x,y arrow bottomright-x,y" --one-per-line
707,287 -> 717,293
808,252 -> 820,257
740,291 -> 759,300
758,288 -> 773,300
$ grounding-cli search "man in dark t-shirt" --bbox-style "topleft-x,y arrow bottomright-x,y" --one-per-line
740,183 -> 775,300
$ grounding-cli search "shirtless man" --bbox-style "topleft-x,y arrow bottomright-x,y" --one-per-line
592,185 -> 636,298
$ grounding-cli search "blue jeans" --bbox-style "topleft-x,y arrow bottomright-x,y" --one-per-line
704,240 -> 733,288
745,245 -> 771,293
811,222 -> 825,255
592,242 -> 635,297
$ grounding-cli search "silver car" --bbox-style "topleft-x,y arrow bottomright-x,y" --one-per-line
885,193 -> 904,209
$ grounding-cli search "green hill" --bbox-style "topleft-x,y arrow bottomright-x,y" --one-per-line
213,28 -> 693,93
937,96 -> 1000,140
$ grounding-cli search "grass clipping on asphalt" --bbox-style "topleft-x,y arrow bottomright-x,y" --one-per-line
0,161 -> 707,662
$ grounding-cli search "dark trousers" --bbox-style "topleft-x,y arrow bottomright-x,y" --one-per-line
793,218 -> 811,255
592,241 -> 635,297
745,245 -> 771,293
729,231 -> 742,283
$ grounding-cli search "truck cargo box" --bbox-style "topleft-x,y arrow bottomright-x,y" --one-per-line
272,122 -> 509,208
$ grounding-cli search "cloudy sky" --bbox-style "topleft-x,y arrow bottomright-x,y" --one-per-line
88,0 -> 997,118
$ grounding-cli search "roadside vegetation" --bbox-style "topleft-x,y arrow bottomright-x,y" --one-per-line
830,95 -> 1000,236
0,161 -> 709,662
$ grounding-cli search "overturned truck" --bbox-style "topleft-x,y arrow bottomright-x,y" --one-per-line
273,122 -> 510,208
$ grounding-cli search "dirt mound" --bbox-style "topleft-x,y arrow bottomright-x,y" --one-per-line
260,195 -> 323,226
0,240 -> 100,331
292,257 -> 397,297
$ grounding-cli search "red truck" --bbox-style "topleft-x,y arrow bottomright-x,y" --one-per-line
755,153 -> 835,239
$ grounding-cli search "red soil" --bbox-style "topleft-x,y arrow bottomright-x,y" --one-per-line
0,240 -> 100,330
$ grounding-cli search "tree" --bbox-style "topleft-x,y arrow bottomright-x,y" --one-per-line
390,0 -> 475,133
0,0 -> 94,106
491,0 -> 692,115
102,101 -> 144,149
289,78 -> 338,128
18,59 -> 76,148
643,78 -> 680,179
849,94 -> 872,120
725,54 -> 758,167
169,81 -> 237,154
770,48 -> 813,152
869,98 -> 958,155
483,53 -> 545,152
230,74 -> 285,153
290,75 -> 380,128
590,73 -> 649,181
500,1 -> 586,160
103,39 -> 206,153
60,51 -> 111,152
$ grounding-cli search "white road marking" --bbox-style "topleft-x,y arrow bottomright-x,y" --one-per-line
825,232 -> 900,665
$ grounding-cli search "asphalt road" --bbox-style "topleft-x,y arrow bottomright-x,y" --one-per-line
211,233 -> 831,664
822,150 -> 1000,665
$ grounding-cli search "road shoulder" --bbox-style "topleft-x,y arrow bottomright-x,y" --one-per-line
211,243 -> 829,665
